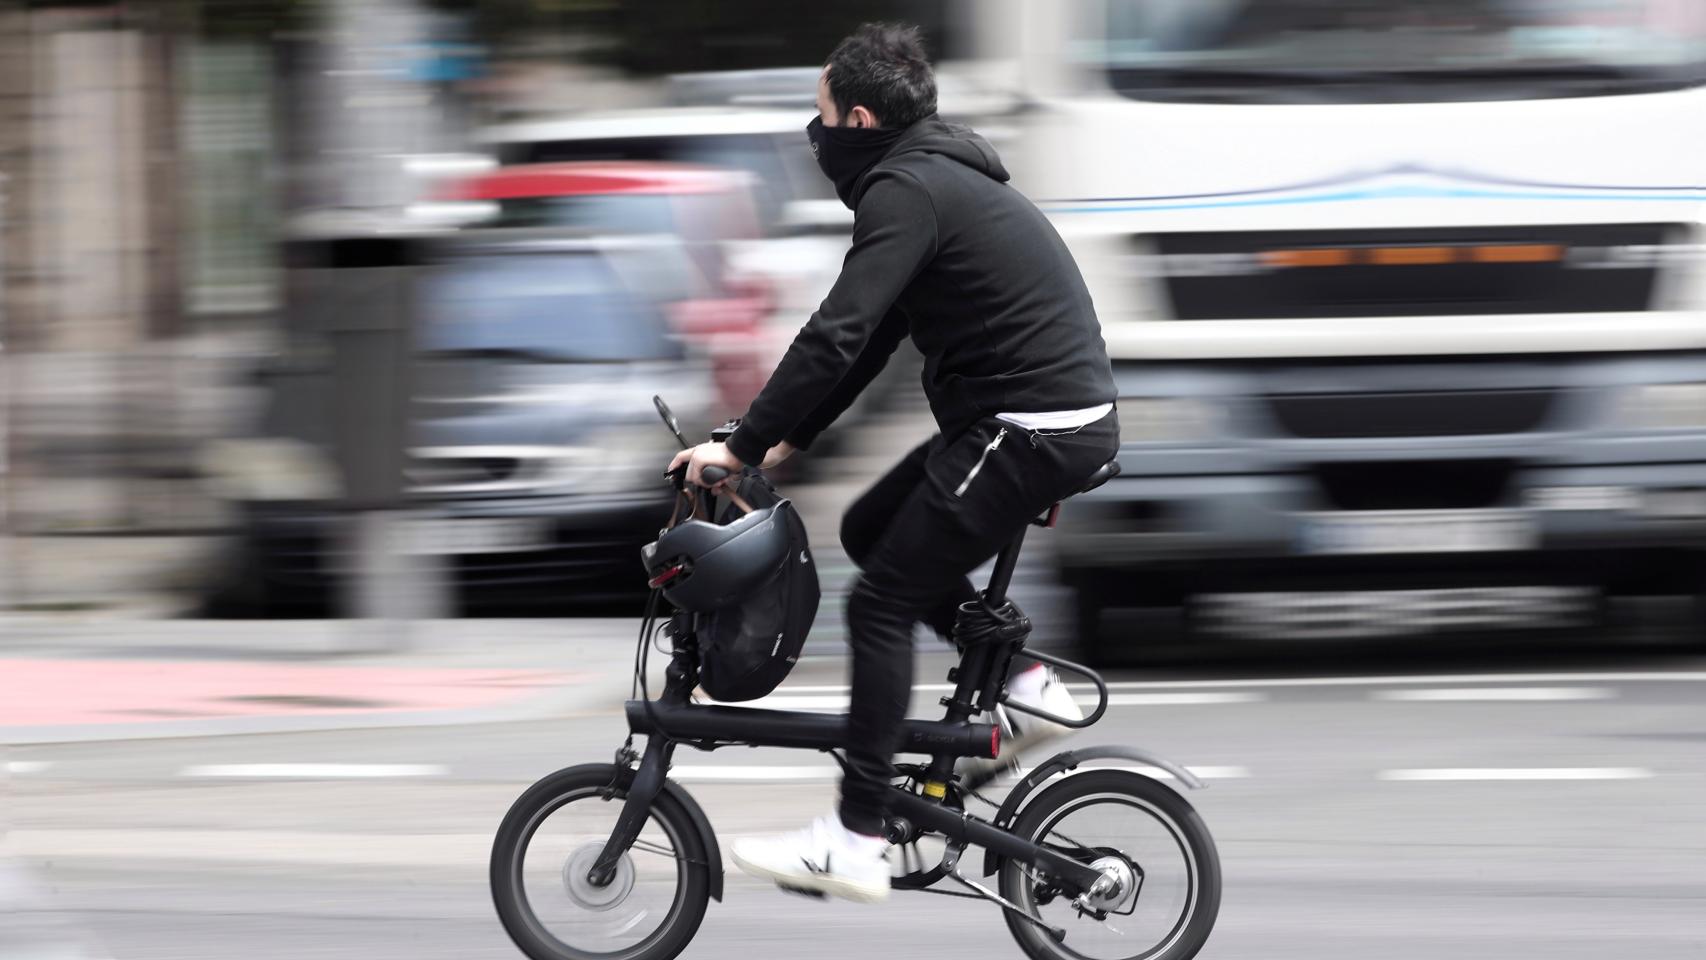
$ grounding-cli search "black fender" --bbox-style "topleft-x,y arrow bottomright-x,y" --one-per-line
980,745 -> 1203,877
609,764 -> 725,901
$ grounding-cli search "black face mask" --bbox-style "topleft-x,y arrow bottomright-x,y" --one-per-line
807,114 -> 906,210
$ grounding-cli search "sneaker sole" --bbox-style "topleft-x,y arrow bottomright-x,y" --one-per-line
729,848 -> 890,904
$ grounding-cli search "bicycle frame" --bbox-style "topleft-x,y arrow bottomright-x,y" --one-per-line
591,514 -> 1113,898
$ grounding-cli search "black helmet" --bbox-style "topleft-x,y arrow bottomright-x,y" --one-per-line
642,500 -> 798,611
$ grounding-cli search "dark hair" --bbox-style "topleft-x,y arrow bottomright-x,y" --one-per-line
824,23 -> 937,129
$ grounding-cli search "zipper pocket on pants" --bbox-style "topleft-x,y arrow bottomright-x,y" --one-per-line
954,427 -> 1008,498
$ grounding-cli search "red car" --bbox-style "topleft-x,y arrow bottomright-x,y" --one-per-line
438,162 -> 777,415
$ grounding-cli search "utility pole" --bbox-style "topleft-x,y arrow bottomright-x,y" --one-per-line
306,0 -> 455,649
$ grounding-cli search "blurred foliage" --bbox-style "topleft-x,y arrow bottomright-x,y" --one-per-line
25,0 -> 316,38
422,0 -> 617,47
605,0 -> 949,73
26,0 -> 950,70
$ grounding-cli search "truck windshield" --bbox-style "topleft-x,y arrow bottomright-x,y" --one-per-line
1085,0 -> 1706,103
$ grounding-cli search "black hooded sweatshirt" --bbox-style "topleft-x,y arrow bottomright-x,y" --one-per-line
724,115 -> 1118,466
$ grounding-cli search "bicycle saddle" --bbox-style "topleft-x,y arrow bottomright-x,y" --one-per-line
1076,458 -> 1121,496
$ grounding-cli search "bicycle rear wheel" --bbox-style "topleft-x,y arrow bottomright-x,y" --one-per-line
998,770 -> 1220,960
491,764 -> 711,960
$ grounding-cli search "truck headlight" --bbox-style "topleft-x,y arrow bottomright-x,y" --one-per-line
1620,383 -> 1706,431
1115,397 -> 1219,444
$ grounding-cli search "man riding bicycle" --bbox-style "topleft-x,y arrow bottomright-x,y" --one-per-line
670,22 -> 1120,903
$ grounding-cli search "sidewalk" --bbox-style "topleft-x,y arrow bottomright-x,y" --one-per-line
0,618 -> 643,745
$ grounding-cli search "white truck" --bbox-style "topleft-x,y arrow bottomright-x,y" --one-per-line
978,0 -> 1706,656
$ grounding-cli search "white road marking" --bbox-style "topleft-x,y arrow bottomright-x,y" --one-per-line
739,691 -> 1266,711
1105,692 -> 1266,706
1378,767 -> 1654,782
4,761 -> 51,775
1101,764 -> 1251,780
3,829 -> 491,867
1373,687 -> 1615,702
778,671 -> 1706,697
179,764 -> 448,779
779,684 -> 956,694
736,695 -> 853,710
669,764 -> 1247,783
670,765 -> 841,782
1087,671 -> 1706,691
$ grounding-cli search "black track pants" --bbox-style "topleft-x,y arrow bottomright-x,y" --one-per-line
835,412 -> 1120,835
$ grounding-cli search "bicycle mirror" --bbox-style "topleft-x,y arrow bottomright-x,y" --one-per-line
654,395 -> 689,450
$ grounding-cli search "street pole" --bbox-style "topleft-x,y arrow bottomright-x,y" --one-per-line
0,172 -> 15,614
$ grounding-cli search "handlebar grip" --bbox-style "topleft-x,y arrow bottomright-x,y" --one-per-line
699,465 -> 732,487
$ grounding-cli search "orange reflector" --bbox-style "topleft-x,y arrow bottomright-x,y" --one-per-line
1470,244 -> 1565,263
1260,248 -> 1352,268
1368,246 -> 1458,266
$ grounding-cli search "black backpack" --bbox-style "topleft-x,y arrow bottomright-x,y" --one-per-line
696,468 -> 819,701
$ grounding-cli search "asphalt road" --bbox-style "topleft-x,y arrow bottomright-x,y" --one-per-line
5,627 -> 1705,960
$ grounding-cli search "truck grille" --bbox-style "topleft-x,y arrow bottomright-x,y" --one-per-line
1267,389 -> 1556,439
1311,460 -> 1517,511
1143,224 -> 1675,320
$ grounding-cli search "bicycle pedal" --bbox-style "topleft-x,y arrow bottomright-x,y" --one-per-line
774,883 -> 827,900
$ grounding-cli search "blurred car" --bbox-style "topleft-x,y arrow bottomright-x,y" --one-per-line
433,161 -> 778,416
205,232 -> 715,614
479,108 -> 840,235
477,113 -> 901,459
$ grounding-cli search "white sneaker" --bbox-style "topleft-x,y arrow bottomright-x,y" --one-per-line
961,667 -> 1082,781
730,815 -> 890,903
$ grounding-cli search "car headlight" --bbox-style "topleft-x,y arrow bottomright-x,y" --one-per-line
539,430 -> 678,495
1115,397 -> 1219,444
1620,383 -> 1706,431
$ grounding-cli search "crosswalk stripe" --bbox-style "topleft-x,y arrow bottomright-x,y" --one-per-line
1373,687 -> 1614,702
179,764 -> 447,779
1378,767 -> 1653,782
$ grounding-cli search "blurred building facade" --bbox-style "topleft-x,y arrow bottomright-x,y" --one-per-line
0,0 -> 937,610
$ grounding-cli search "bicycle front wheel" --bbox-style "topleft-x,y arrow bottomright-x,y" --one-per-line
491,764 -> 711,960
998,770 -> 1221,960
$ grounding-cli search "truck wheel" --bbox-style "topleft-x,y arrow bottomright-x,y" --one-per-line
1073,581 -> 1110,665
1074,576 -> 1190,667
1074,578 -> 1157,668
1692,570 -> 1706,651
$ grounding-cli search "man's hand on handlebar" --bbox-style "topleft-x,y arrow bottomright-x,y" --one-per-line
667,440 -> 794,488
669,441 -> 743,489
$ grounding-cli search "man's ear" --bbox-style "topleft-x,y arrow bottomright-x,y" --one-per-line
848,105 -> 880,129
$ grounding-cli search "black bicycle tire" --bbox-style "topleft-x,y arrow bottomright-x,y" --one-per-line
491,764 -> 712,960
998,770 -> 1221,960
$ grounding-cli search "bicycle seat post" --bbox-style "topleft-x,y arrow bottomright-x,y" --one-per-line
982,527 -> 1028,608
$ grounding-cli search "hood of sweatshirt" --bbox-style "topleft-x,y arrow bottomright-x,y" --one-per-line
850,114 -> 1010,206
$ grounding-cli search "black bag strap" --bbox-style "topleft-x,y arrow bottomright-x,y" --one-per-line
721,485 -> 757,516
665,477 -> 757,532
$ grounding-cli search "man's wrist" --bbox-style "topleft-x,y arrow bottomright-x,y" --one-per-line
724,424 -> 772,467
